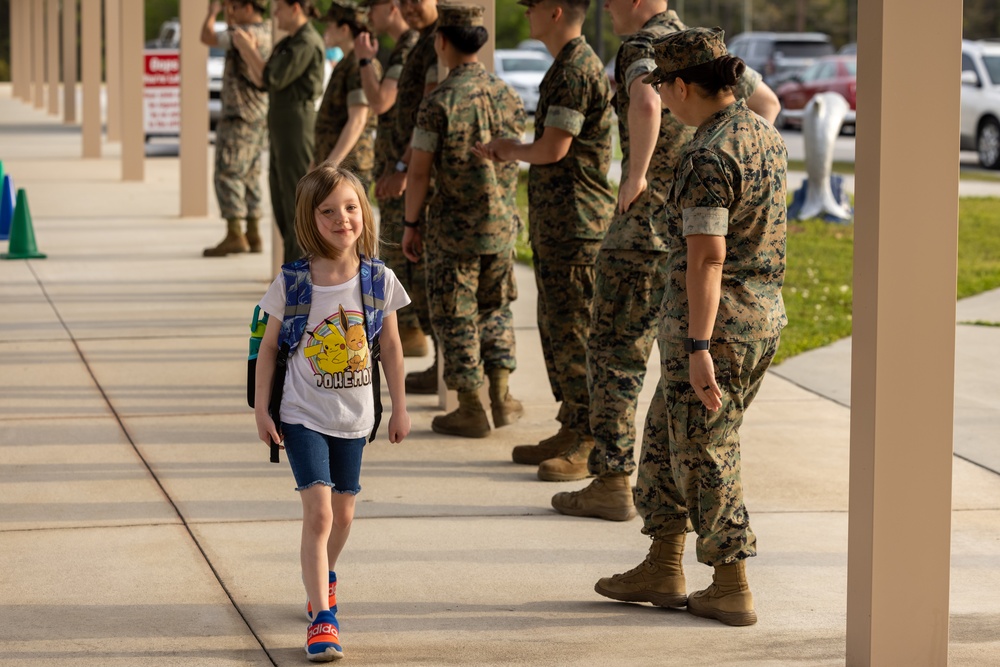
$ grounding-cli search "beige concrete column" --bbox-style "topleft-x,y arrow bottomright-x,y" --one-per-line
80,0 -> 101,157
119,0 -> 143,181
104,0 -> 121,141
179,0 -> 209,216
20,0 -> 33,103
63,0 -> 78,124
33,0 -> 45,108
846,0 -> 960,664
46,0 -> 60,114
10,0 -> 23,101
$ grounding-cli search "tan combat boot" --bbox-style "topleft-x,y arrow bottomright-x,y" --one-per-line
537,435 -> 594,481
687,559 -> 757,626
431,391 -> 491,438
488,368 -> 523,427
594,534 -> 687,608
204,219 -> 250,257
551,473 -> 637,521
511,426 -> 577,465
398,325 -> 428,357
405,356 -> 438,394
245,217 -> 263,253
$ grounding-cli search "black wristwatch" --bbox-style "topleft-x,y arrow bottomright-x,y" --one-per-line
403,219 -> 420,229
684,338 -> 710,353
358,57 -> 372,68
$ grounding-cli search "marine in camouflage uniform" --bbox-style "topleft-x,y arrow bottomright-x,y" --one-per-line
405,4 -> 526,437
204,17 -> 272,257
389,10 -> 440,384
551,9 -> 762,501
597,27 -> 786,628
315,2 -> 381,189
371,25 -> 420,337
502,0 -> 614,473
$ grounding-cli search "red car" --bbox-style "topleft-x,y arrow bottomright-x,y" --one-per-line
775,55 -> 857,132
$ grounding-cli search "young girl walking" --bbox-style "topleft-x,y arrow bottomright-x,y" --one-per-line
254,164 -> 411,662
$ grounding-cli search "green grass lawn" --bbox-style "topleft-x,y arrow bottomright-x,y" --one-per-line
514,176 -> 1000,365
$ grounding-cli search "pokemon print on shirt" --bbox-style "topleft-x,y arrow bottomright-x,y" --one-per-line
304,304 -> 372,390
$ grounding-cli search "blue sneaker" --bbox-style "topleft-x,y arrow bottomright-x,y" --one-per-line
305,610 -> 343,662
306,571 -> 337,621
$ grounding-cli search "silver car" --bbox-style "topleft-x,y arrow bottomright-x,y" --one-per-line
494,49 -> 552,114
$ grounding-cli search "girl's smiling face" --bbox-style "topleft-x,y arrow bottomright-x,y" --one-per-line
314,182 -> 364,254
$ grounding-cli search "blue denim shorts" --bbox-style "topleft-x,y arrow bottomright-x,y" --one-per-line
281,422 -> 366,494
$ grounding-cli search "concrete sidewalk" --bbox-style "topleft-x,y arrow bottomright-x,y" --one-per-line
2,88 -> 1000,666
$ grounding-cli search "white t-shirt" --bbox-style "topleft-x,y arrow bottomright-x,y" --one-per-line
259,266 -> 410,438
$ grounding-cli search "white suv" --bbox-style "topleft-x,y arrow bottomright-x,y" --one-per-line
961,40 -> 1000,169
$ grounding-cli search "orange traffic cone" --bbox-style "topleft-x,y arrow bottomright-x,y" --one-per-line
1,189 -> 47,260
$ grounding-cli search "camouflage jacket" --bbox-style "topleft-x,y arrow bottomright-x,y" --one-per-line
374,29 -> 419,176
217,22 -> 272,123
263,23 -> 325,110
528,35 -> 614,264
391,21 -> 439,163
660,99 -> 788,342
412,62 -> 526,255
315,54 -> 381,172
605,10 -> 691,253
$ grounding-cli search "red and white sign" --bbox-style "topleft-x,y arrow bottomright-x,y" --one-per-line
144,50 -> 180,134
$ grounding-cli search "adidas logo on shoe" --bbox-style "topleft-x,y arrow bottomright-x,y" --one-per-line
305,611 -> 343,662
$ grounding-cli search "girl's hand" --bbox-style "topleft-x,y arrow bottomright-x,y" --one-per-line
689,350 -> 722,412
388,409 -> 411,443
255,411 -> 284,449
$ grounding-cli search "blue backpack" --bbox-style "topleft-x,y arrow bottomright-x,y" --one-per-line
248,256 -> 387,461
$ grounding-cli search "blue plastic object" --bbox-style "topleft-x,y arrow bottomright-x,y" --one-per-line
0,174 -> 15,241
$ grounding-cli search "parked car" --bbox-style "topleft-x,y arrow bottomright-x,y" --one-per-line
516,39 -> 554,63
961,39 -> 1000,169
726,32 -> 835,86
838,42 -> 857,56
495,49 -> 551,113
150,19 -> 226,126
775,55 -> 856,132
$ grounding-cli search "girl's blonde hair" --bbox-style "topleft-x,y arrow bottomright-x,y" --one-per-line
294,162 -> 378,260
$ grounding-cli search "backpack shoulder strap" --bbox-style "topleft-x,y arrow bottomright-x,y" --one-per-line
359,256 -> 386,346
278,257 -> 312,354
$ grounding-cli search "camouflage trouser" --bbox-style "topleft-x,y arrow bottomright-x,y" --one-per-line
378,194 -> 432,334
588,249 -> 669,475
214,117 -> 266,221
533,248 -> 598,435
427,248 -> 517,393
635,335 -> 779,566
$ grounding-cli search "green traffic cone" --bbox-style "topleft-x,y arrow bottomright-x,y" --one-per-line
1,189 -> 47,260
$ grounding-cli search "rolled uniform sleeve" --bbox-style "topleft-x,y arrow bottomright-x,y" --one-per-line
623,51 -> 656,90
216,30 -> 232,50
734,66 -> 762,102
412,98 -> 445,153
677,149 -> 739,237
346,63 -> 376,107
540,69 -> 588,137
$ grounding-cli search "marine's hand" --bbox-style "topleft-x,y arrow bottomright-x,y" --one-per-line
255,411 -> 284,449
375,173 -> 391,199
618,175 -> 647,214
402,226 -> 423,263
233,26 -> 256,51
385,171 -> 407,198
209,1 -> 222,18
488,138 -> 519,162
471,142 -> 495,161
354,32 -> 378,61
388,409 -> 411,443
689,350 -> 722,412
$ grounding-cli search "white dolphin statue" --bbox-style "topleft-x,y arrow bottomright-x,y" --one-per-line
797,91 -> 853,222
